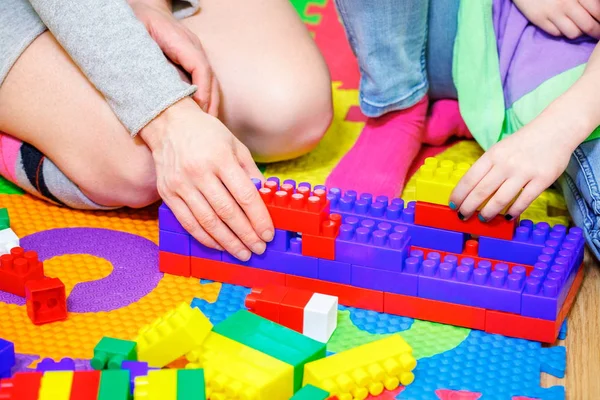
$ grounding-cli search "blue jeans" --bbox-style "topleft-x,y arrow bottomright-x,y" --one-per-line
333,0 -> 459,117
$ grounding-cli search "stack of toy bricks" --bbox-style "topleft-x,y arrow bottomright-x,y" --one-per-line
158,158 -> 585,343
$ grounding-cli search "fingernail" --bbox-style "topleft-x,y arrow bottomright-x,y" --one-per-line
237,249 -> 251,261
262,230 -> 274,242
505,214 -> 514,221
478,214 -> 487,223
449,201 -> 457,210
251,242 -> 266,255
458,212 -> 466,221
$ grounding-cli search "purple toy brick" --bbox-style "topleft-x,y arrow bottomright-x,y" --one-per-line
158,203 -> 187,234
251,178 -> 262,190
267,176 -> 280,186
283,179 -> 296,188
36,357 -> 75,372
351,264 -> 418,295
159,230 -> 190,256
318,259 -> 351,284
416,257 -> 525,313
0,338 -> 15,378
122,361 -> 158,395
191,239 -> 222,261
267,229 -> 293,252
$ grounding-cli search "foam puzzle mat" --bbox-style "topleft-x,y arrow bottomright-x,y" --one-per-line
0,0 -> 571,398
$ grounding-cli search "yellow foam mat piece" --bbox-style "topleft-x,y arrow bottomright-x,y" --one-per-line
39,371 -> 74,400
186,332 -> 294,400
136,303 -> 212,368
134,369 -> 178,400
303,335 -> 416,400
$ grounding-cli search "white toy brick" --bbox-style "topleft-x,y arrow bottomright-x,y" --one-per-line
303,293 -> 338,343
0,228 -> 19,255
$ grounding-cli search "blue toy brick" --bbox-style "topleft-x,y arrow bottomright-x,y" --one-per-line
318,259 -> 351,284
36,357 -> 75,372
351,264 -> 418,295
191,239 -> 223,261
158,203 -> 187,234
415,256 -> 525,314
121,361 -> 157,395
267,229 -> 293,252
159,229 -> 190,256
558,320 -> 568,340
0,338 -> 15,378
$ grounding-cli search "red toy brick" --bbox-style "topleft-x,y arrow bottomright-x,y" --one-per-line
414,201 -> 517,240
383,292 -> 486,330
286,275 -> 383,312
245,286 -> 289,323
279,288 -> 314,332
301,214 -> 342,260
159,251 -> 191,277
191,257 -> 286,287
0,248 -> 44,297
0,371 -> 43,400
69,370 -> 101,400
25,277 -> 67,325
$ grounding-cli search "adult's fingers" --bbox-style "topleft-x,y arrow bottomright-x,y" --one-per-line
207,75 -> 220,118
163,195 -> 222,250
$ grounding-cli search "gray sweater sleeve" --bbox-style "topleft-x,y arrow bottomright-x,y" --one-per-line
28,0 -> 197,136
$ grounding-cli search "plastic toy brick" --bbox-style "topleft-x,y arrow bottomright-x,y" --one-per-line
69,371 -> 101,400
258,182 -> 330,235
0,228 -> 18,255
159,230 -> 190,256
303,293 -> 338,343
158,203 -> 187,234
268,229 -> 294,252
279,287 -> 314,333
134,369 -> 177,400
186,332 -> 294,400
414,201 -> 517,240
0,339 -> 15,379
328,192 -> 466,253
25,278 -> 67,325
0,208 -> 8,230
286,275 -> 383,312
383,292 -> 486,330
190,240 -> 222,261
414,256 -> 525,314
212,310 -> 326,392
302,214 -> 341,260
90,337 -> 137,370
245,285 -> 290,323
415,158 -> 470,206
38,371 -> 73,400
36,358 -> 75,372
191,257 -> 287,287
121,361 -> 156,396
136,302 -> 212,368
291,384 -> 330,400
0,247 -> 44,297
351,264 -> 418,296
0,372 -> 43,400
97,370 -> 130,400
159,251 -> 191,277
303,335 -> 416,398
176,369 -> 206,400
317,259 -> 351,285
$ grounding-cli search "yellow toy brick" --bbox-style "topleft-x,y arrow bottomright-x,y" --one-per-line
38,371 -> 74,400
134,369 -> 178,400
416,157 -> 470,206
186,332 -> 294,400
302,335 -> 416,400
135,302 -> 212,368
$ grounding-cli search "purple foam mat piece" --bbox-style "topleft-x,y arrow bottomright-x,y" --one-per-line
36,357 -> 76,372
318,259 -> 351,284
0,228 -> 162,313
351,264 -> 418,295
158,203 -> 186,234
159,230 -> 190,256
191,239 -> 222,261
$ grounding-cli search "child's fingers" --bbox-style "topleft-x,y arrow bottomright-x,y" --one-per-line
551,15 -> 584,39
567,5 -> 600,38
505,181 -> 546,220
478,178 -> 526,221
456,167 -> 506,220
581,0 -> 600,23
540,18 -> 562,36
449,156 -> 493,210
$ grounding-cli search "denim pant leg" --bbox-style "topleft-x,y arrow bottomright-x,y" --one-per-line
333,0 -> 430,117
427,0 -> 459,100
558,138 -> 600,260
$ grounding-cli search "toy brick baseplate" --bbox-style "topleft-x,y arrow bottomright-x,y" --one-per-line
158,167 -> 586,343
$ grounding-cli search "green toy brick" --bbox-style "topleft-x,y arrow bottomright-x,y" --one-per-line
97,370 -> 130,400
291,384 -> 330,400
0,208 -> 9,230
213,310 -> 326,392
91,337 -> 137,370
177,368 -> 206,400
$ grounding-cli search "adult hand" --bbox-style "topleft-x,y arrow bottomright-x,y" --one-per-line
130,0 -> 220,115
141,98 -> 274,261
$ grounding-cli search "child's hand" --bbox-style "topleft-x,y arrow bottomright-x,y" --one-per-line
130,1 -> 220,116
141,98 -> 274,261
513,0 -> 600,39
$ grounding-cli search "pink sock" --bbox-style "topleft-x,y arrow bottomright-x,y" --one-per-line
326,96 -> 428,198
422,99 -> 472,145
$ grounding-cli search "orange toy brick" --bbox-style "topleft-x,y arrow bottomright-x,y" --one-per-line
301,214 -> 341,260
414,201 -> 517,240
258,185 -> 330,235
25,277 -> 68,325
0,247 -> 44,297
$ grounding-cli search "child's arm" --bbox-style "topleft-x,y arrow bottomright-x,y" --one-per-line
449,41 -> 600,222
